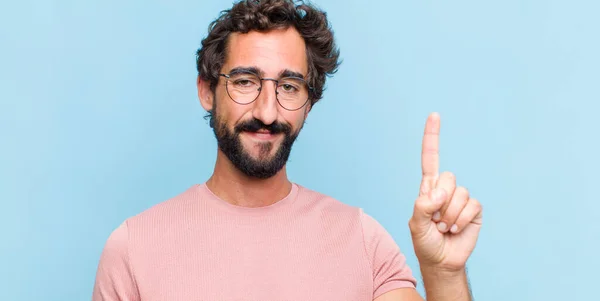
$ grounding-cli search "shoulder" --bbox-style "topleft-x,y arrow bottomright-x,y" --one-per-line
294,184 -> 367,221
296,184 -> 417,292
295,184 -> 385,237
295,185 -> 389,244
120,185 -> 202,233
296,184 -> 361,212
295,184 -> 394,226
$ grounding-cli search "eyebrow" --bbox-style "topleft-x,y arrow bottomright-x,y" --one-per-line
279,69 -> 306,79
227,66 -> 307,80
228,66 -> 262,76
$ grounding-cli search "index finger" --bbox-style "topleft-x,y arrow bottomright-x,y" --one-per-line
420,112 -> 440,195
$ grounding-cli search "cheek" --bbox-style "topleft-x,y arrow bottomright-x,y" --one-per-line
216,98 -> 248,128
284,111 -> 306,132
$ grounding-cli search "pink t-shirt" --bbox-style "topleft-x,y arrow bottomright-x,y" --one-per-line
93,183 -> 417,300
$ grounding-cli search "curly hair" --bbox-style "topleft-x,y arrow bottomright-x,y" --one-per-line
196,0 -> 341,108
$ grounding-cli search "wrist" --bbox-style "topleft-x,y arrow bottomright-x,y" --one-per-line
420,265 -> 471,301
420,265 -> 466,280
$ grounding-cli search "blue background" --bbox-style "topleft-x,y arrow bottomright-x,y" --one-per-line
1,0 -> 598,300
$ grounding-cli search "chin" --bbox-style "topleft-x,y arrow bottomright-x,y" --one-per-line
243,140 -> 279,155
248,149 -> 279,161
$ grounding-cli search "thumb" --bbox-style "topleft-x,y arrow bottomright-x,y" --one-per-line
410,188 -> 447,228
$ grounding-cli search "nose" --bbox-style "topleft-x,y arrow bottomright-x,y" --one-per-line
251,79 -> 279,125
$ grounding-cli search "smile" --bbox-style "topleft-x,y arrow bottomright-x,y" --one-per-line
243,130 -> 280,141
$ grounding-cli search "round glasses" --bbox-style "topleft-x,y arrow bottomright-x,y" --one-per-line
219,72 -> 313,111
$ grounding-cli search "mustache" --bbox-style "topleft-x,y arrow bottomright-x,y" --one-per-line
235,118 -> 292,135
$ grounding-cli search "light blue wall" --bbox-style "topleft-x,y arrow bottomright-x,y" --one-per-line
1,0 -> 598,300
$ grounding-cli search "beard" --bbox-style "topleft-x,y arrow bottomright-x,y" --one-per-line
210,108 -> 301,179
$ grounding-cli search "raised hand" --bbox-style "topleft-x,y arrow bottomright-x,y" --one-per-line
408,113 -> 483,272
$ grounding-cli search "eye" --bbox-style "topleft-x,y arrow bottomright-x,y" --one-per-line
233,79 -> 256,87
279,78 -> 304,93
281,84 -> 298,92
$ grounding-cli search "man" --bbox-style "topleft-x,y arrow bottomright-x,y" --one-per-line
92,0 -> 483,300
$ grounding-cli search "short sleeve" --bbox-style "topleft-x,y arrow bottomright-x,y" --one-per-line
360,210 -> 417,299
92,221 -> 140,301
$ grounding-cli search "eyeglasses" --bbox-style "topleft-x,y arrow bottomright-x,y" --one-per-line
219,71 -> 313,111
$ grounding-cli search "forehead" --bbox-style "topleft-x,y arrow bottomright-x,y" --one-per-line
224,27 -> 308,77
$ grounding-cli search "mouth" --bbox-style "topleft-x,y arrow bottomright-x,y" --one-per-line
243,129 -> 280,141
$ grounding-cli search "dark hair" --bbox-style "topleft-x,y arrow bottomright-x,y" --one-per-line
196,0 -> 341,108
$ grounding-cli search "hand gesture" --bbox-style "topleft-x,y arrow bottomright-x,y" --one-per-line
408,113 -> 483,272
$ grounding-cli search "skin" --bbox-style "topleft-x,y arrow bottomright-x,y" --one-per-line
197,27 -> 310,208
376,113 -> 483,301
197,27 -> 483,301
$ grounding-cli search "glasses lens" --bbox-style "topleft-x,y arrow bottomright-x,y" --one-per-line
277,77 -> 309,110
226,73 -> 261,104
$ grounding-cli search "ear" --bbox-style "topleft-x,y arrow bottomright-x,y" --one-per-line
197,76 -> 214,112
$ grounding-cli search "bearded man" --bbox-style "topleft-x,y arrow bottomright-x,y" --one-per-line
93,1 -> 483,300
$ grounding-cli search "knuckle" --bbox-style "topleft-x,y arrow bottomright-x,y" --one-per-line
471,198 -> 482,210
413,196 -> 428,210
441,171 -> 455,180
456,186 -> 469,198
422,147 -> 438,154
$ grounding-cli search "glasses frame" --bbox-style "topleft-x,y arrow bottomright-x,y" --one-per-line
219,72 -> 314,111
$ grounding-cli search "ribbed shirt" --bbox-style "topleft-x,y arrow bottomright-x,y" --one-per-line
92,183 -> 417,300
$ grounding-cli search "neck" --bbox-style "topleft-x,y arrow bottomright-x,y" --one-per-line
206,150 -> 292,208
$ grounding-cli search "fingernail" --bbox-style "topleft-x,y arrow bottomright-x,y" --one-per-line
450,224 -> 458,233
432,211 -> 441,221
437,222 -> 447,232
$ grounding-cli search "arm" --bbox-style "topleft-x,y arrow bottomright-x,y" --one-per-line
360,211 -> 419,300
375,113 -> 483,301
374,288 -> 424,301
373,268 -> 471,301
92,222 -> 140,301
419,267 -> 471,301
